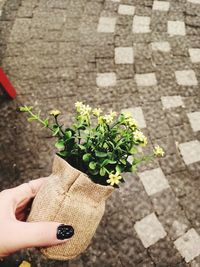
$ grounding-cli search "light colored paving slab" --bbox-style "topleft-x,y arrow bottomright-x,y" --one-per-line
161,96 -> 184,109
118,4 -> 135,15
115,47 -> 134,64
174,229 -> 200,263
153,1 -> 170,11
151,41 -> 171,52
188,0 -> 200,3
189,48 -> 200,63
97,17 -> 116,33
121,107 -> 146,128
135,73 -> 157,87
134,213 -> 167,248
138,168 -> 170,196
175,70 -> 198,86
168,21 -> 186,36
187,112 -> 200,132
132,16 -> 151,33
96,73 -> 117,87
179,140 -> 200,165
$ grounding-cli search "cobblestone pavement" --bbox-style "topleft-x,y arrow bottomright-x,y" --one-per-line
1,0 -> 200,266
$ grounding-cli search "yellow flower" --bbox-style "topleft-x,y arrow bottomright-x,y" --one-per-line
80,104 -> 92,116
109,110 -> 117,118
19,261 -> 31,267
122,111 -> 132,118
140,136 -> 148,147
133,130 -> 146,142
127,117 -> 138,129
107,173 -> 122,186
75,101 -> 84,112
122,111 -> 138,129
98,116 -> 105,125
93,108 -> 102,117
104,114 -> 114,124
153,145 -> 165,157
75,102 -> 91,119
103,110 -> 117,124
49,109 -> 61,116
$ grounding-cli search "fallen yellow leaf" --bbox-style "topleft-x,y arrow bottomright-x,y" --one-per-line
19,260 -> 31,267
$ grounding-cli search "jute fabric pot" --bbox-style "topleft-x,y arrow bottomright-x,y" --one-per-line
28,155 -> 114,260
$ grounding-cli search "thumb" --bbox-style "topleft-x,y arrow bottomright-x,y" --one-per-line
12,221 -> 74,250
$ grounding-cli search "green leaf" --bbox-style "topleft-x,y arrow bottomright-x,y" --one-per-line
65,130 -> 72,139
115,165 -> 122,173
131,165 -> 137,172
89,169 -> 99,175
108,141 -> 115,149
44,118 -> 49,127
83,153 -> 92,162
103,143 -> 109,149
57,151 -> 68,157
120,158 -> 126,165
52,127 -> 60,136
78,144 -> 86,151
102,159 -> 117,167
19,106 -> 33,112
89,161 -> 97,170
55,140 -> 65,150
129,146 -> 137,155
95,151 -> 108,158
100,167 -> 106,176
27,116 -> 37,122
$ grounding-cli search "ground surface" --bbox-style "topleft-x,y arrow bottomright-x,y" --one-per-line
0,0 -> 200,266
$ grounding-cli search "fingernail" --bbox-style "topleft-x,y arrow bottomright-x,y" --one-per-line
57,224 -> 74,240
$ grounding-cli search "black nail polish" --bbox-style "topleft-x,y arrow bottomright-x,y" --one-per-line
57,224 -> 74,240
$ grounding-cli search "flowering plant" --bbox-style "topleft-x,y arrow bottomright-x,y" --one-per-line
20,103 -> 164,187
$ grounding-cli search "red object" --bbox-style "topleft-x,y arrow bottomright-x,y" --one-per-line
0,68 -> 16,98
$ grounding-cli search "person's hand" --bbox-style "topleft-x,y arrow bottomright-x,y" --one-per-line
0,178 -> 74,257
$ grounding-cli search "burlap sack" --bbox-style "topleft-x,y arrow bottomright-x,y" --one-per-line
28,155 -> 114,260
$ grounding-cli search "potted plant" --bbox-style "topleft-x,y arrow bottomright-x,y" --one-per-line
20,102 -> 164,260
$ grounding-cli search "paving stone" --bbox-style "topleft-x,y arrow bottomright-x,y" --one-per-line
152,1 -> 170,11
135,73 -> 157,86
159,153 -> 186,174
97,17 -> 116,33
175,70 -> 198,86
96,72 -> 117,87
188,0 -> 200,4
118,4 -> 135,15
121,107 -> 146,128
165,108 -> 187,128
159,208 -> 191,240
189,48 -> 200,63
151,41 -> 171,52
168,21 -> 186,36
179,140 -> 200,165
150,188 -> 180,215
149,237 -> 183,266
132,16 -> 151,33
138,168 -> 170,196
116,235 -> 149,265
134,213 -> 167,248
161,95 -> 184,109
115,47 -> 134,64
187,112 -> 200,132
174,229 -> 200,263
9,18 -> 32,42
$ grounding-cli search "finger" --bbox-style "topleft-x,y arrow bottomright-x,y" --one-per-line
13,177 -> 47,204
0,178 -> 47,218
2,221 -> 74,252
